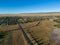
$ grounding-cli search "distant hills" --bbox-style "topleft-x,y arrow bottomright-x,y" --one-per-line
20,12 -> 60,14
0,12 -> 60,17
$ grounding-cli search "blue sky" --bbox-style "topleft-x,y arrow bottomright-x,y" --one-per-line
0,0 -> 60,14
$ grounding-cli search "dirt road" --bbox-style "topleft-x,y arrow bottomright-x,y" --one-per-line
51,27 -> 60,44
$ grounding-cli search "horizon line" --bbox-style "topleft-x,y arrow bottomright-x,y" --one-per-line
1,12 -> 60,14
0,11 -> 60,14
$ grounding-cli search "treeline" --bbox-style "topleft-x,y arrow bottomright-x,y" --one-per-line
54,19 -> 60,23
0,17 -> 18,25
18,17 -> 40,23
0,17 -> 40,25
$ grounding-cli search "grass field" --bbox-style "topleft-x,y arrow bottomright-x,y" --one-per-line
0,24 -> 28,45
0,20 -> 55,45
0,14 -> 60,45
21,20 -> 57,45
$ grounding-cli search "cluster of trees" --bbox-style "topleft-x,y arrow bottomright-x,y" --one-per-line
53,16 -> 60,23
54,19 -> 60,23
0,31 -> 8,39
0,17 -> 18,25
18,17 -> 40,23
0,17 -> 42,25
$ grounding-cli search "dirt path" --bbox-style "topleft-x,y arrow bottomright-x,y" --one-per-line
51,27 -> 60,44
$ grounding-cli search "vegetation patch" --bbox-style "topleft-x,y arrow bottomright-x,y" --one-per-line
0,31 -> 8,40
54,24 -> 60,28
25,20 -> 55,45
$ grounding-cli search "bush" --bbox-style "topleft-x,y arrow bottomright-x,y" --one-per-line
0,31 -> 8,39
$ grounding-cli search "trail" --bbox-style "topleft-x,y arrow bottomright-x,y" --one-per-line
51,27 -> 60,44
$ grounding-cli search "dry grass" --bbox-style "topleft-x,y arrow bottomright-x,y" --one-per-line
0,25 -> 19,31
23,20 -> 56,45
0,24 -> 28,45
21,22 -> 38,28
0,20 -> 57,45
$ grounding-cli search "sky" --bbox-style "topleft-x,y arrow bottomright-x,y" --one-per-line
0,0 -> 60,14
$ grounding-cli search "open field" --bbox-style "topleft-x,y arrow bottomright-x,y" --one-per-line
0,25 -> 19,31
21,20 -> 56,45
0,25 -> 28,45
0,13 -> 60,45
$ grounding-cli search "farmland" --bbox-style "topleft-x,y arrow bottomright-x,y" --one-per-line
0,13 -> 60,45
